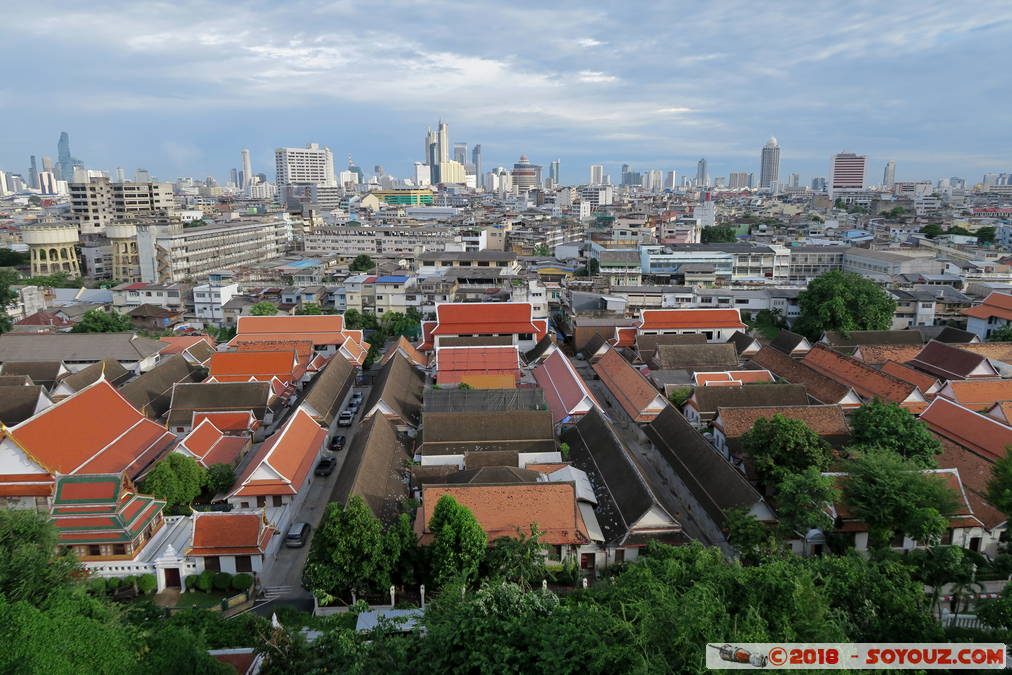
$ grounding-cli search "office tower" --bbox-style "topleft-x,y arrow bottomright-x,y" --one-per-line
346,158 -> 364,185
135,168 -> 151,183
56,131 -> 83,182
883,160 -> 896,187
830,152 -> 867,190
727,172 -> 746,189
696,158 -> 709,187
511,155 -> 541,192
453,142 -> 467,166
205,175 -> 218,187
550,159 -> 561,186
374,165 -> 384,177
590,165 -> 604,185
664,170 -> 677,190
28,156 -> 39,189
437,120 -> 449,164
471,145 -> 481,184
759,137 -> 780,189
811,176 -> 827,191
950,177 -> 965,190
241,149 -> 253,190
41,156 -> 53,174
229,168 -> 239,187
38,172 -> 58,195
414,162 -> 431,187
115,167 -> 125,182
438,160 -> 466,184
788,173 -> 799,188
274,143 -> 336,187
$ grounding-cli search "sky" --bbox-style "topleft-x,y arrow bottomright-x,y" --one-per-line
1,0 -> 1011,186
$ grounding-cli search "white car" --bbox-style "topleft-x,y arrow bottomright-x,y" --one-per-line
338,412 -> 354,427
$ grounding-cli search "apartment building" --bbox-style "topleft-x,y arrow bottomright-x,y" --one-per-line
416,250 -> 520,274
639,243 -> 790,283
787,246 -> 846,283
111,282 -> 187,310
69,177 -> 174,235
303,225 -> 455,257
843,249 -> 943,280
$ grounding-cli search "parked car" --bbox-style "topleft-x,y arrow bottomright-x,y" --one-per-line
329,435 -> 346,451
338,412 -> 354,427
315,456 -> 337,476
350,391 -> 364,403
346,401 -> 360,414
285,522 -> 311,548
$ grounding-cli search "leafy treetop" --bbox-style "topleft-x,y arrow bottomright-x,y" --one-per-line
793,270 -> 897,340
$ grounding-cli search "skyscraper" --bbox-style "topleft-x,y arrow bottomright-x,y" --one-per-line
453,142 -> 467,165
274,143 -> 336,187
115,167 -> 125,182
56,131 -> 83,182
830,152 -> 867,191
759,137 -> 780,189
883,160 -> 896,187
788,173 -> 799,188
134,168 -> 151,182
590,165 -> 604,185
229,168 -> 239,187
241,149 -> 253,190
729,172 -> 750,189
696,159 -> 709,188
437,120 -> 449,164
28,156 -> 39,189
471,145 -> 482,184
511,155 -> 541,192
549,159 -> 561,186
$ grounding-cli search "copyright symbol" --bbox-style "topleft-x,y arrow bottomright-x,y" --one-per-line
768,647 -> 787,667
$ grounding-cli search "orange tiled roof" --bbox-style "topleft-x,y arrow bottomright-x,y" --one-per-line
963,292 -> 1012,322
591,348 -> 667,422
879,360 -> 940,395
435,346 -> 520,384
939,379 -> 1012,410
235,338 -> 314,362
430,302 -> 539,336
802,344 -> 923,407
159,336 -> 216,354
614,327 -> 636,347
639,308 -> 746,331
237,315 -> 344,335
189,512 -> 274,556
853,344 -> 923,365
8,380 -> 174,479
715,404 -> 849,438
382,336 -> 428,368
921,397 -> 1012,462
694,370 -> 773,386
192,411 -> 260,433
229,408 -> 325,498
459,374 -> 516,389
208,351 -> 298,380
418,482 -> 590,545
177,419 -> 249,467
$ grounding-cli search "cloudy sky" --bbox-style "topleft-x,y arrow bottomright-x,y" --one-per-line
1,1 -> 1010,185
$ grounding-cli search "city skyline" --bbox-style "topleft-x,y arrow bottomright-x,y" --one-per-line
2,1 -> 1011,183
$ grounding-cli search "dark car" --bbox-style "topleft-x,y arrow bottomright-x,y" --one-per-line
351,391 -> 364,403
338,411 -> 354,427
314,456 -> 337,477
285,522 -> 311,548
329,435 -> 346,451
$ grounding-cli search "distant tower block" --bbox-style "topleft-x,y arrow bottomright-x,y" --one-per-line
21,223 -> 81,277
106,222 -> 140,282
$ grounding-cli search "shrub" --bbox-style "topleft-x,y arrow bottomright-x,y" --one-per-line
184,575 -> 201,592
106,577 -> 122,591
231,574 -> 254,592
196,569 -> 214,592
87,577 -> 107,594
122,575 -> 137,591
138,574 -> 157,595
212,572 -> 232,592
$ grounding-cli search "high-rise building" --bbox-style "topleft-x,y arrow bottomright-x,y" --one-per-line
729,172 -> 750,189
438,160 -> 466,184
274,143 -> 336,187
664,170 -> 677,190
811,177 -> 827,191
590,165 -> 604,185
229,168 -> 239,187
883,160 -> 896,187
38,171 -> 58,195
696,159 -> 709,187
511,155 -> 541,192
830,152 -> 867,191
453,143 -> 467,166
437,121 -> 449,164
68,177 -> 173,235
414,162 -> 432,187
549,159 -> 561,186
788,173 -> 800,188
56,131 -> 83,182
115,167 -> 125,182
134,168 -> 151,183
471,145 -> 482,185
28,156 -> 39,189
759,137 -> 780,189
241,149 -> 253,190
347,158 -> 364,185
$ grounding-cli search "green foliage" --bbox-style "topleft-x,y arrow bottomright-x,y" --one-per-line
87,576 -> 107,595
919,223 -> 943,238
747,308 -> 788,340
978,581 -> 1012,629
723,507 -> 781,564
850,398 -> 941,466
700,225 -> 737,243
296,302 -> 323,315
141,453 -> 207,508
533,244 -> 551,256
558,441 -> 570,458
69,308 -> 135,333
741,413 -> 832,484
17,272 -> 82,288
430,494 -> 487,587
666,387 -> 692,408
481,526 -> 547,588
586,257 -> 599,275
879,207 -> 907,219
205,463 -> 236,495
988,324 -> 1012,343
184,575 -> 200,592
841,448 -> 959,548
136,624 -> 232,674
793,270 -> 897,340
212,572 -> 232,592
106,576 -> 122,591
947,225 -> 971,236
977,226 -> 997,244
250,301 -> 279,316
232,573 -> 254,591
303,497 -> 394,602
0,510 -> 78,605
196,570 -> 214,593
0,249 -> 29,267
774,466 -> 839,534
349,254 -> 375,272
379,311 -> 421,339
986,447 -> 1012,517
0,268 -> 20,334
138,573 -> 157,594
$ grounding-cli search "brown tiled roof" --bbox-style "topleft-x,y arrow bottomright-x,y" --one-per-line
651,343 -> 738,370
362,353 -> 424,427
936,437 -> 1006,529
939,379 -> 1012,410
749,345 -> 854,405
634,333 -> 706,363
803,343 -> 923,406
879,360 -> 940,394
0,385 -> 48,426
419,409 -> 555,455
726,331 -> 761,356
853,344 -> 922,365
689,384 -> 810,418
909,340 -> 998,380
0,361 -> 66,389
715,404 -> 849,439
592,347 -> 667,422
166,381 -> 271,429
920,397 -> 1012,463
381,335 -> 428,368
57,358 -> 131,392
121,354 -> 205,419
957,342 -> 1012,364
300,355 -> 354,425
770,330 -> 810,355
332,414 -> 410,523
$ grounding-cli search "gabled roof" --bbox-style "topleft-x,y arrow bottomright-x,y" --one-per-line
750,345 -> 855,406
693,370 -> 773,386
908,340 -> 999,380
55,358 -> 131,394
958,342 -> 1012,364
821,330 -> 923,347
592,347 -> 668,423
651,343 -> 738,370
688,384 -> 810,416
331,415 -> 409,523
0,385 -> 50,426
562,408 -> 679,545
0,375 -> 32,386
50,474 -> 165,546
533,350 -> 600,423
936,437 -> 1006,529
0,333 -> 164,363
419,409 -> 556,456
879,360 -> 941,395
523,334 -> 556,365
417,482 -> 590,546
300,354 -> 355,425
175,419 -> 249,468
191,411 -> 260,434
634,333 -> 706,364
362,353 -> 425,427
963,291 -> 1012,322
430,302 -> 540,337
423,388 -> 546,414
920,397 -> 1012,463
7,380 -> 174,480
434,346 -> 521,384
229,407 -> 326,497
644,407 -> 770,527
15,311 -> 74,328
0,361 -> 66,389
803,343 -> 925,407
769,330 -> 811,356
727,330 -> 761,356
714,405 -> 849,439
237,314 -> 344,335
852,344 -> 922,365
381,336 -> 428,369
166,381 -> 272,429
188,512 -> 275,556
158,335 -> 216,358
937,379 -> 1012,411
207,350 -> 298,382
119,354 -> 205,419
639,308 -> 746,331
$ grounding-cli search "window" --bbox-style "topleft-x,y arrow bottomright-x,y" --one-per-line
204,556 -> 221,572
88,545 -> 101,556
113,544 -> 126,555
272,495 -> 283,507
235,556 -> 253,573
548,545 -> 562,561
240,501 -> 250,509
614,548 -> 625,564
257,496 -> 266,508
519,333 -> 533,341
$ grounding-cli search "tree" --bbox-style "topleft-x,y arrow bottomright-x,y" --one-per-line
0,268 -> 18,334
988,324 -> 1012,343
849,398 -> 941,467
978,581 -> 1012,629
774,466 -> 839,534
667,387 -> 692,408
296,303 -> 323,315
302,498 -> 393,603
249,301 -> 278,316
430,494 -> 487,587
0,249 -> 29,267
379,311 -> 420,339
0,510 -> 78,605
907,545 -> 974,618
586,258 -> 600,275
986,448 -> 1012,517
741,414 -> 832,484
919,223 -> 944,238
723,508 -> 780,565
700,226 -> 737,243
946,225 -> 971,236
205,463 -> 236,495
141,454 -> 207,509
481,526 -> 547,588
532,244 -> 552,256
792,270 -> 897,340
977,226 -> 997,245
349,254 -> 375,272
69,308 -> 134,333
841,448 -> 958,549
